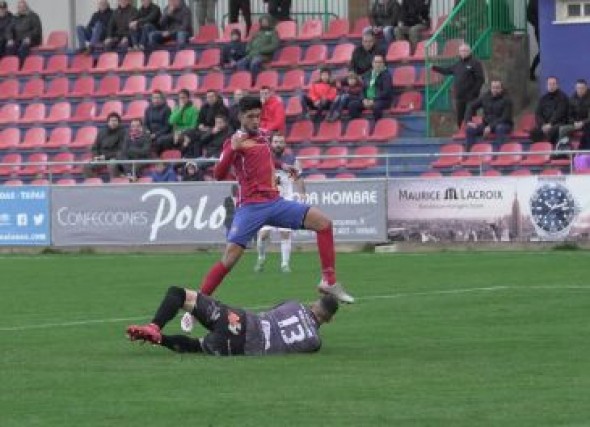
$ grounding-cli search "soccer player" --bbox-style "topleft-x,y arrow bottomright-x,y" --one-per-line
254,132 -> 304,274
126,285 -> 339,356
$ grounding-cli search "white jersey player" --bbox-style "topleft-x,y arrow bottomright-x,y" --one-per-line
255,133 -> 305,273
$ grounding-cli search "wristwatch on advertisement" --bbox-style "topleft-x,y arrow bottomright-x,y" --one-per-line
529,181 -> 579,239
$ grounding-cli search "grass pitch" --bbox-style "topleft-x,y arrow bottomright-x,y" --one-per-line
1,250 -> 590,427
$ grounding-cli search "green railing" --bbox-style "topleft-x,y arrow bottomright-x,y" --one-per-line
425,0 -> 528,135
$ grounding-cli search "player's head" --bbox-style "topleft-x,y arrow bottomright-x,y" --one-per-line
238,96 -> 262,133
310,295 -> 339,325
271,132 -> 286,155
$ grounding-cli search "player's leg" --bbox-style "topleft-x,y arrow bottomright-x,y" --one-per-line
279,229 -> 292,273
255,227 -> 272,272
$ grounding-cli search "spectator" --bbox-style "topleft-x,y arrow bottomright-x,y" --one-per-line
530,76 -> 569,144
394,0 -> 430,53
187,114 -> 232,162
182,161 -> 202,181
327,69 -> 364,121
237,14 -> 279,80
464,80 -> 513,147
221,29 -> 247,69
76,0 -> 112,53
5,0 -> 42,63
129,0 -> 161,50
229,0 -> 252,36
0,1 -> 13,58
183,90 -> 229,157
197,0 -> 217,26
265,0 -> 291,21
115,118 -> 153,178
156,89 -> 199,155
149,0 -> 192,49
350,31 -> 385,77
349,54 -> 393,120
149,162 -> 179,182
228,89 -> 247,131
527,0 -> 539,81
432,43 -> 485,128
367,0 -> 401,48
301,68 -> 337,122
558,79 -> 590,144
104,0 -> 138,50
260,86 -> 286,134
85,112 -> 126,178
144,90 -> 172,154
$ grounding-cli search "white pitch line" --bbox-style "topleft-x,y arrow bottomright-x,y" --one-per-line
1,285 -> 589,332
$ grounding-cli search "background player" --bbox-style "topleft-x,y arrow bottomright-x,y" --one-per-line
127,285 -> 339,356
254,132 -> 305,274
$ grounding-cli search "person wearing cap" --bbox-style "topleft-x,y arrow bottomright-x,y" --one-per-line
127,284 -> 339,356
5,0 -> 42,63
221,28 -> 246,69
0,1 -> 13,58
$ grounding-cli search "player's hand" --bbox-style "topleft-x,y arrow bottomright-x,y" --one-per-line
231,131 -> 248,150
483,126 -> 491,136
282,164 -> 300,178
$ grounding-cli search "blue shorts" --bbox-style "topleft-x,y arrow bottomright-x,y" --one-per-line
227,198 -> 310,247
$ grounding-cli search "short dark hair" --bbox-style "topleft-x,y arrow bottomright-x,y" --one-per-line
576,79 -> 588,85
319,67 -> 331,75
547,76 -> 559,82
231,28 -> 241,37
178,88 -> 190,98
106,112 -> 121,122
238,96 -> 262,113
319,295 -> 339,318
152,89 -> 165,97
214,114 -> 228,121
260,85 -> 271,91
130,118 -> 143,125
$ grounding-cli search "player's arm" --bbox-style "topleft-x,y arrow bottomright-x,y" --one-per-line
213,141 -> 236,180
293,159 -> 306,195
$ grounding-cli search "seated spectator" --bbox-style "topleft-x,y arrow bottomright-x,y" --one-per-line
237,15 -> 279,80
183,90 -> 229,156
85,112 -> 126,178
349,54 -> 393,120
156,89 -> 199,155
114,118 -> 153,178
394,0 -> 430,53
328,69 -> 364,122
104,0 -> 138,50
260,86 -> 286,135
0,1 -> 13,58
366,0 -> 401,48
530,76 -> 569,145
558,79 -> 590,146
182,161 -> 202,181
301,68 -> 337,122
149,161 -> 179,182
464,80 -> 513,147
144,90 -> 172,154
76,0 -> 112,53
228,89 -> 247,131
185,114 -> 232,161
350,30 -> 385,77
149,0 -> 192,49
221,29 -> 247,69
5,0 -> 42,63
129,0 -> 161,50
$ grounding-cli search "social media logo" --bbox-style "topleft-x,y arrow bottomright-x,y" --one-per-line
33,214 -> 44,226
17,214 -> 28,227
0,213 -> 10,226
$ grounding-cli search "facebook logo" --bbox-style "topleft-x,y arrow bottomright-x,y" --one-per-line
17,214 -> 28,227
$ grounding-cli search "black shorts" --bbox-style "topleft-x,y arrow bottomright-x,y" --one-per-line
193,293 -> 247,356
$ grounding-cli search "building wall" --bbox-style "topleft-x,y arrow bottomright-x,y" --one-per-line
5,0 -> 72,42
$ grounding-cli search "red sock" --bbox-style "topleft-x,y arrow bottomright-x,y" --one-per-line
316,226 -> 337,285
199,261 -> 230,295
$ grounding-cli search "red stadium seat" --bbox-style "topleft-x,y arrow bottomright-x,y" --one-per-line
483,169 -> 501,177
412,40 -> 437,61
0,79 -> 19,100
253,70 -> 279,91
351,17 -> 370,37
280,69 -> 305,91
452,117 -> 483,139
4,179 -> 23,185
174,73 -> 199,92
391,91 -> 423,113
31,178 -> 50,185
368,118 -> 400,142
300,44 -> 327,66
16,55 -> 44,76
0,103 -> 21,124
17,77 -> 44,99
306,173 -> 327,180
225,71 -> 251,93
348,146 -> 379,169
392,66 -> 416,87
110,176 -> 132,184
421,171 -> 443,178
95,75 -> 121,97
20,127 -> 47,149
119,51 -> 145,72
318,146 -> 348,170
386,41 -> 411,62
311,121 -> 342,143
276,20 -> 296,41
520,142 -> 552,166
326,43 -> 355,65
416,67 -> 442,87
197,72 -> 224,94
123,100 -> 149,120
43,101 -> 71,124
245,23 -> 260,41
70,101 -> 96,123
297,147 -> 321,169
71,126 -> 98,148
49,152 -> 75,175
512,112 -> 536,138
191,24 -> 219,44
41,77 -> 69,99
120,75 -> 147,96
149,74 -> 173,94
218,23 -> 245,42
145,50 -> 171,71
46,127 -> 72,149
96,101 -> 123,121
322,18 -> 349,40
540,168 -> 563,176
137,176 -> 153,183
93,52 -> 119,74
83,177 -> 104,185
35,31 -> 68,52
431,144 -> 464,168
0,128 -> 20,150
439,38 -> 463,59
0,153 -> 22,175
335,172 -> 356,179
489,143 -> 524,167
161,149 -> 182,160
19,152 -> 48,175
272,46 -> 302,67
451,169 -> 472,177
194,48 -> 221,70
341,119 -> 370,142
56,178 -> 77,185
0,56 -> 20,76
285,96 -> 303,118
21,103 -> 46,123
509,169 -> 532,176
298,19 -> 323,41
169,49 -> 196,71
42,54 -> 68,75
67,54 -> 94,74
286,120 -> 313,144
423,15 -> 448,39
462,143 -> 493,167
70,76 -> 95,98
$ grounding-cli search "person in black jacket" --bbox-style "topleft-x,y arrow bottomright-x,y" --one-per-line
0,1 -> 13,58
530,76 -> 569,144
221,29 -> 247,69
5,0 -> 42,63
149,0 -> 193,49
183,90 -> 230,156
85,112 -> 126,178
104,0 -> 138,50
367,0 -> 401,47
558,79 -> 590,143
394,0 -> 430,53
144,90 -> 172,154
465,80 -> 513,147
187,114 -> 232,164
76,0 -> 112,53
266,0 -> 292,21
114,118 -> 153,178
229,0 -> 252,36
129,0 -> 161,50
432,43 -> 485,128
228,88 -> 247,131
350,31 -> 386,76
527,0 -> 539,81
349,54 -> 393,120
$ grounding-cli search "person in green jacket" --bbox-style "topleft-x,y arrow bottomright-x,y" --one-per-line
156,88 -> 199,155
236,14 -> 279,80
